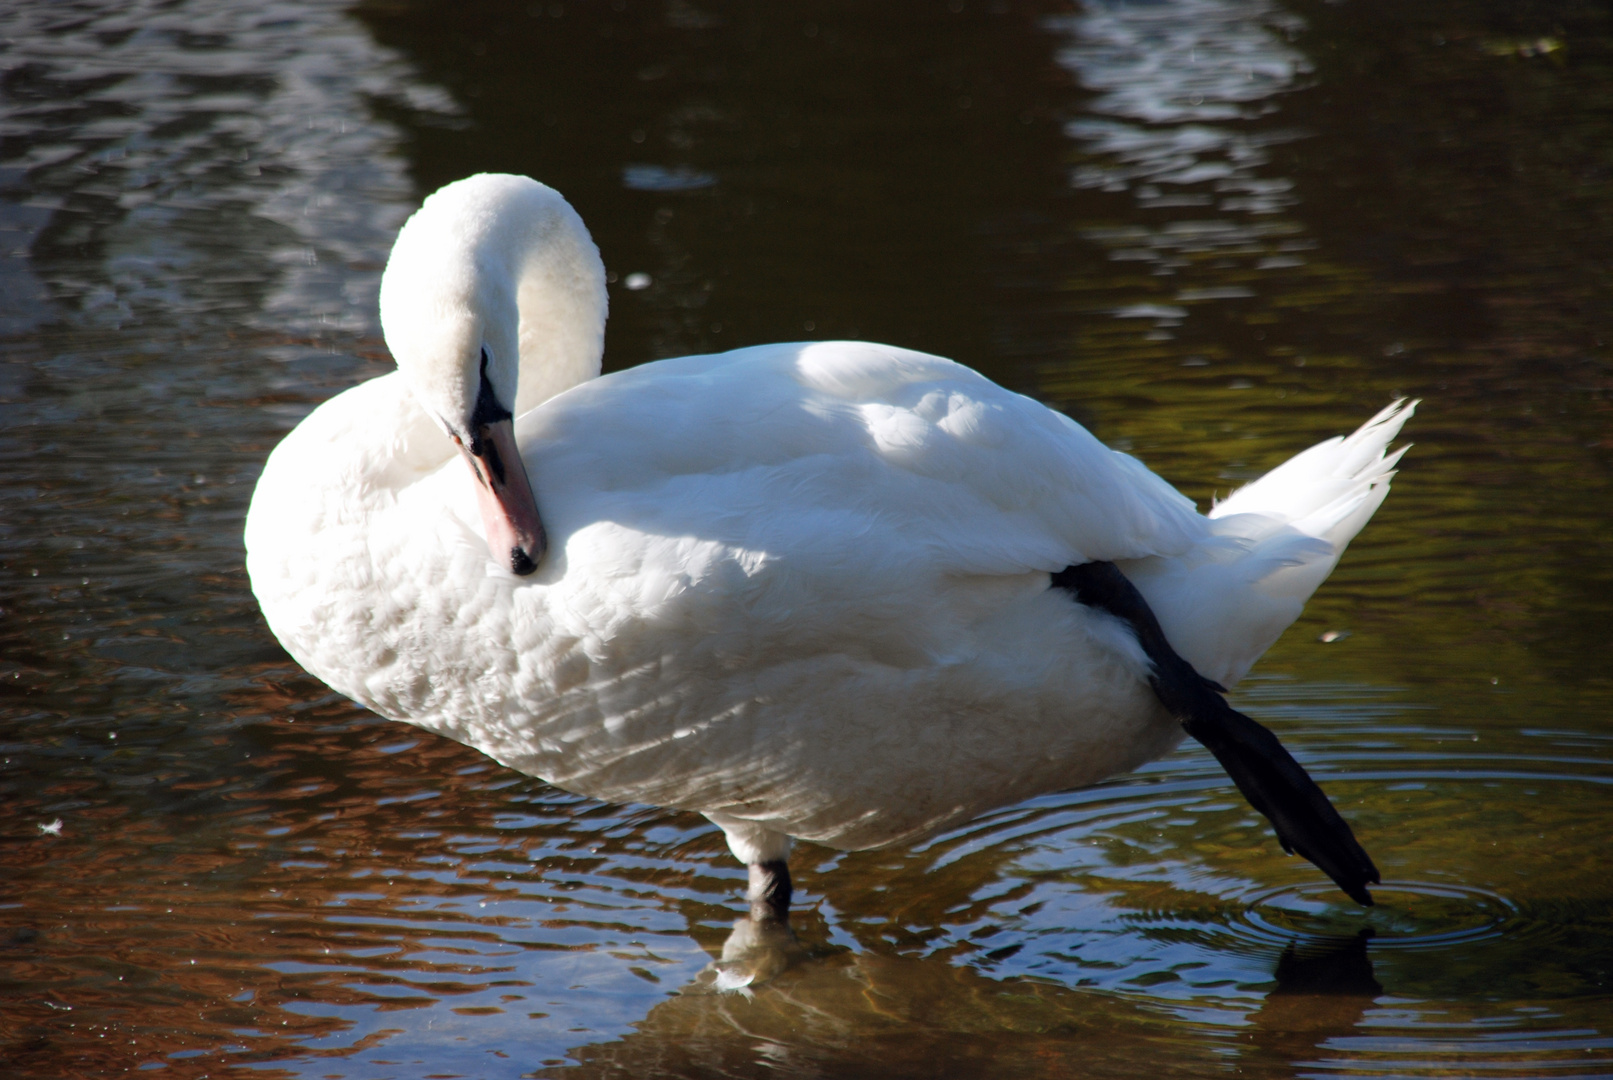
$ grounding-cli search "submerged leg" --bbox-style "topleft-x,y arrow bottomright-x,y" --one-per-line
705,812 -> 796,923
697,820 -> 804,992
747,860 -> 793,923
1053,561 -> 1380,905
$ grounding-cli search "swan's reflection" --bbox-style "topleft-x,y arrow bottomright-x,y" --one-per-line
540,919 -> 1380,1080
686,916 -> 809,997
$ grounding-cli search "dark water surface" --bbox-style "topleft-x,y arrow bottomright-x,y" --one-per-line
3,1 -> 1612,1076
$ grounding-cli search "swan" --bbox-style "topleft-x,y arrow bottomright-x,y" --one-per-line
245,173 -> 1411,923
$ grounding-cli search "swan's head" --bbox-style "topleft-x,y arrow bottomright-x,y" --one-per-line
378,174 -> 607,575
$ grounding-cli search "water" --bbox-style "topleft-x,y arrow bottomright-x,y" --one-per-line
3,0 -> 1611,1076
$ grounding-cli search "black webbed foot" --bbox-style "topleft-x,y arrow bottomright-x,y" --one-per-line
1053,561 -> 1380,905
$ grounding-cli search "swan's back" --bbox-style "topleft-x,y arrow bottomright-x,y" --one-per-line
525,340 -> 1207,577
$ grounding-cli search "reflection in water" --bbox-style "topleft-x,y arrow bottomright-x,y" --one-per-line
688,916 -> 807,995
1057,0 -> 1309,205
551,952 -> 1225,1080
1046,0 -> 1317,370
1240,932 -> 1381,1079
0,0 -> 445,338
4,0 -> 1613,1077
551,925 -> 1379,1080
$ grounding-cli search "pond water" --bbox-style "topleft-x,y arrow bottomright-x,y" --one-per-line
3,0 -> 1612,1076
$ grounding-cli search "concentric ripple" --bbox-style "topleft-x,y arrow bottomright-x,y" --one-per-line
1235,880 -> 1524,952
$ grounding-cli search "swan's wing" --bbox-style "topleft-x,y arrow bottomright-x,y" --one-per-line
518,341 -> 1205,578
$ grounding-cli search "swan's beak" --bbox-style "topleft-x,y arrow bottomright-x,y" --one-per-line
455,418 -> 546,575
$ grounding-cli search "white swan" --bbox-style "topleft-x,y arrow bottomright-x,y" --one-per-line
245,173 -> 1411,918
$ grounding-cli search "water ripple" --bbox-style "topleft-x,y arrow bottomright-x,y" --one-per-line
1236,880 -> 1523,951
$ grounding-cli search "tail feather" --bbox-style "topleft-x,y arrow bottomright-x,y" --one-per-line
1119,400 -> 1415,687
1210,399 -> 1416,534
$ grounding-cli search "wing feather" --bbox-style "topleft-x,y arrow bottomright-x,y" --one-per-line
518,341 -> 1205,579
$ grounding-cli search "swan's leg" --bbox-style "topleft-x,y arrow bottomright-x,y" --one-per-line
747,860 -> 793,923
1052,561 -> 1381,905
705,812 -> 795,922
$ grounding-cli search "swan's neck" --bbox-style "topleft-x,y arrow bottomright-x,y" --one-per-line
379,175 -> 608,423
504,198 -> 608,416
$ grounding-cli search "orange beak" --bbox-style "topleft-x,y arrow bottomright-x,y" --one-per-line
455,417 -> 545,575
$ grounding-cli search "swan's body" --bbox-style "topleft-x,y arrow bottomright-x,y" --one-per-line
246,174 -> 1409,898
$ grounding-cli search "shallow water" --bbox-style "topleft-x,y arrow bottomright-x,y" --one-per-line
3,1 -> 1612,1077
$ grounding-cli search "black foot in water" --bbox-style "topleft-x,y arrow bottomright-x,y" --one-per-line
1052,561 -> 1381,905
748,859 -> 792,923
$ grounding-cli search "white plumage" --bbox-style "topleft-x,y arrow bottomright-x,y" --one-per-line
245,173 -> 1411,870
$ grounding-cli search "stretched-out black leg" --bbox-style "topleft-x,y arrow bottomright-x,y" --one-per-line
748,859 -> 792,923
1053,561 -> 1380,905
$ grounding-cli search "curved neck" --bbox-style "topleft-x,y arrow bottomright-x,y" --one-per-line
502,194 -> 609,416
380,175 -> 608,424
